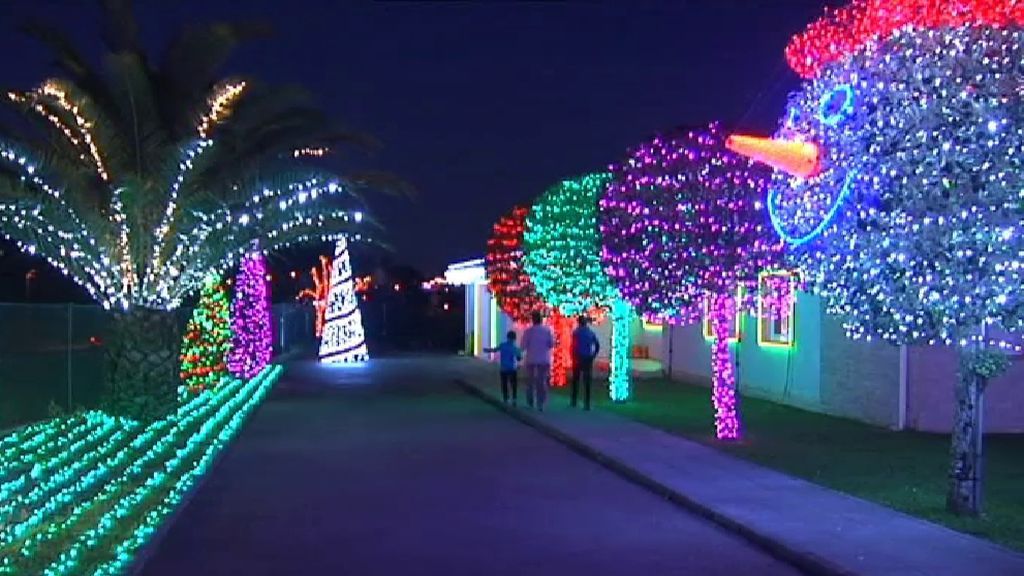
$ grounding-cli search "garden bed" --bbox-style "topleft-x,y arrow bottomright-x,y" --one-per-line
0,365 -> 282,575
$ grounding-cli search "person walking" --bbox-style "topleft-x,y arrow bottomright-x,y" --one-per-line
484,331 -> 522,405
571,315 -> 600,410
520,310 -> 555,411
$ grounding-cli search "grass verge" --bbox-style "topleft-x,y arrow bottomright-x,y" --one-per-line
551,378 -> 1024,552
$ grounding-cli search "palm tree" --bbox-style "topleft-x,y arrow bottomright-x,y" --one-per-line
0,0 -> 395,419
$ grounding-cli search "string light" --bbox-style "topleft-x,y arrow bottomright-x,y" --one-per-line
730,0 -> 1024,513
227,249 -> 272,378
319,237 -> 369,363
197,80 -> 246,138
179,274 -> 232,393
485,205 -> 549,323
524,173 -> 634,400
9,80 -> 109,182
292,147 -> 329,158
740,6 -> 1024,351
601,124 -> 783,437
0,366 -> 281,576
785,0 -> 1024,79
0,76 -> 369,313
297,255 -> 332,337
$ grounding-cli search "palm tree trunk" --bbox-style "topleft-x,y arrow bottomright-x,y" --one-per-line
947,346 -> 986,516
104,306 -> 181,421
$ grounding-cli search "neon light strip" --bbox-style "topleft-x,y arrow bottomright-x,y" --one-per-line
768,169 -> 857,246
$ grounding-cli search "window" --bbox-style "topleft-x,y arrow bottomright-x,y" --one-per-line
702,288 -> 743,342
757,271 -> 797,348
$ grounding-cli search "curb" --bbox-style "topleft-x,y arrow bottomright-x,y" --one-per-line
129,366 -> 287,576
455,377 -> 856,576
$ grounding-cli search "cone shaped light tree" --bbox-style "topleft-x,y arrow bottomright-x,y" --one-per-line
729,0 -> 1024,514
227,248 -> 272,379
601,124 -> 782,439
524,173 -> 634,401
319,236 -> 369,363
0,6 -> 381,418
179,273 -> 232,393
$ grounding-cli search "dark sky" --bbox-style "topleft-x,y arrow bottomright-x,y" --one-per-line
0,0 -> 840,280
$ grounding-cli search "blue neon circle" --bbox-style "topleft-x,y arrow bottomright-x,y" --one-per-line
818,84 -> 855,126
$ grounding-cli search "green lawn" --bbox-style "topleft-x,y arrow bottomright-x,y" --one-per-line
553,378 -> 1024,552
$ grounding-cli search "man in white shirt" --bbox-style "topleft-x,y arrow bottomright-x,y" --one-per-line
520,310 -> 555,411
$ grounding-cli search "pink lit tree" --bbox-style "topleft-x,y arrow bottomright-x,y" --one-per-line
227,247 -> 273,378
601,123 -> 782,439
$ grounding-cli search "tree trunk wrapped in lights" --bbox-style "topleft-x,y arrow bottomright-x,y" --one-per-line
601,124 -> 782,438
728,0 -> 1024,514
0,7 -> 386,418
523,172 -> 635,402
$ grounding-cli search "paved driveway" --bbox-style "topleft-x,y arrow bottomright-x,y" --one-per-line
138,356 -> 803,576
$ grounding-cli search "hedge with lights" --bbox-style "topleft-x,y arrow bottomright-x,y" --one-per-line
524,173 -> 634,401
754,0 -> 1024,514
602,124 -> 781,438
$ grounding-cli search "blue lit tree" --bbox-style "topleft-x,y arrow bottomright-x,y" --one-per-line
730,1 -> 1024,514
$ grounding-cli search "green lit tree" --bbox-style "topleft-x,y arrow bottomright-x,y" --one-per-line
179,274 -> 232,394
523,173 -> 634,401
0,2 -> 391,419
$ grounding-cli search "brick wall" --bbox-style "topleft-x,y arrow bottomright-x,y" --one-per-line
907,345 -> 1024,433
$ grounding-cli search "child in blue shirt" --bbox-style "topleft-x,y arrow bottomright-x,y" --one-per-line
485,331 -> 523,405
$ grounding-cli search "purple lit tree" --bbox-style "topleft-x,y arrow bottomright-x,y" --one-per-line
600,123 -> 782,439
227,247 -> 273,378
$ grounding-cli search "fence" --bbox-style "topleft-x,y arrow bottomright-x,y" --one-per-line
0,302 -> 315,430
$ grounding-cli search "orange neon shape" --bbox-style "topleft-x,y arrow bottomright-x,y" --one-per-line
726,135 -> 821,179
297,255 -> 332,337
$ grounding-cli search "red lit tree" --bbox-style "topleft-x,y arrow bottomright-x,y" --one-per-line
486,205 -> 571,386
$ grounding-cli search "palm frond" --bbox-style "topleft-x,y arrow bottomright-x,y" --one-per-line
159,21 -> 271,136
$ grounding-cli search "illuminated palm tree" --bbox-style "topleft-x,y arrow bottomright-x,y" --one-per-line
0,1 -> 394,418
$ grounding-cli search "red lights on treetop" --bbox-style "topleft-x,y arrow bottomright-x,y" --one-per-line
786,0 -> 1024,78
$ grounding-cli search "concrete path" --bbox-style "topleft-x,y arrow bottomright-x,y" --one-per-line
136,356 -> 802,576
452,358 -> 1024,576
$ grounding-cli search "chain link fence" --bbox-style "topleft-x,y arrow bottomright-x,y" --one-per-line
0,302 -> 315,430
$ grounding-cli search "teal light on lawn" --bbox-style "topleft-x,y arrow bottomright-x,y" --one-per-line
0,366 -> 282,575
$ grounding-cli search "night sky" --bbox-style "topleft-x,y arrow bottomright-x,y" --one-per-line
0,0 -> 840,290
